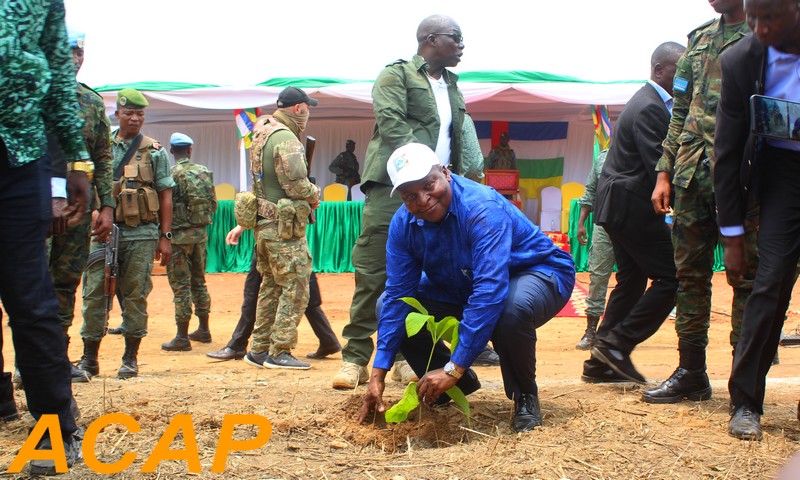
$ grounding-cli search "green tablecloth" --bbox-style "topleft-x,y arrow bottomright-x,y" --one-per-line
206,200 -> 363,273
566,199 -> 725,273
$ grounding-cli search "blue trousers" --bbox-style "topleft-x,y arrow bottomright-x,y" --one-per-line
378,271 -> 569,401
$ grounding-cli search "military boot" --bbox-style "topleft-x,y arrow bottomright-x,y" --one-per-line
118,337 -> 141,379
74,339 -> 101,382
642,341 -> 711,403
188,315 -> 212,343
576,315 -> 600,350
162,323 -> 192,351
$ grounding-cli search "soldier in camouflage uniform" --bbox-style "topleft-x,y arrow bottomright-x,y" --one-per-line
486,132 -> 517,170
243,87 -> 320,370
647,0 -> 753,404
45,30 -> 115,384
76,88 -> 175,380
574,150 -> 617,357
161,133 -> 217,352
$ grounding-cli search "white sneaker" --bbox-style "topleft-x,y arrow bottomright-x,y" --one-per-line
331,361 -> 368,389
391,360 -> 419,384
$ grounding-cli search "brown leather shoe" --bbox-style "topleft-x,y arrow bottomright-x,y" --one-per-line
306,344 -> 342,359
206,347 -> 246,361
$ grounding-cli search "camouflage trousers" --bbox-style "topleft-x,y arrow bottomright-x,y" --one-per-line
47,213 -> 91,331
251,219 -> 311,356
585,224 -> 615,317
81,238 -> 157,340
166,242 -> 210,325
672,160 -> 757,348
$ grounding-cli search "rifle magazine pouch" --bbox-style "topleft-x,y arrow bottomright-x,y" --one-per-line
113,181 -> 124,222
136,163 -> 154,183
138,187 -> 160,224
277,198 -> 296,240
292,200 -> 311,238
120,188 -> 140,227
234,191 -> 258,229
123,164 -> 139,179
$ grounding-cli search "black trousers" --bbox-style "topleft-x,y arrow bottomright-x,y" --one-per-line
729,147 -> 800,413
0,154 -> 76,435
378,271 -> 569,401
226,252 -> 339,351
596,199 -> 677,354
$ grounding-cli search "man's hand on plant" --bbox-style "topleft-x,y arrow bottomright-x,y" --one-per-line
358,369 -> 388,423
417,369 -> 458,407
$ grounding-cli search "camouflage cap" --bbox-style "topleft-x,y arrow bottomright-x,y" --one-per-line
117,88 -> 149,109
67,28 -> 85,49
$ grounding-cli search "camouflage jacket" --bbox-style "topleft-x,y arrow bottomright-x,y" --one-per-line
78,83 -> 115,209
0,0 -> 90,168
249,115 -> 319,206
171,157 -> 217,244
655,17 -> 750,188
578,149 -> 608,210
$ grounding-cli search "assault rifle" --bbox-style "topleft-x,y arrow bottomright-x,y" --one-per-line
85,224 -> 119,323
306,135 -> 317,225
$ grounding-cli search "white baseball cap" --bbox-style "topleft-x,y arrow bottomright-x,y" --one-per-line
386,143 -> 440,197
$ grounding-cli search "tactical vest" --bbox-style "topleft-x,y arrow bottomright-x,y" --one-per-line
113,136 -> 160,227
172,162 -> 215,228
249,119 -> 289,219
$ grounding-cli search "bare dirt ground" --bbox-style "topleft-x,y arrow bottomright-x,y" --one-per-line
2,270 -> 800,479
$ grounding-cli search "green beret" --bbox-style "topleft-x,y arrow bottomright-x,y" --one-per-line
117,88 -> 149,108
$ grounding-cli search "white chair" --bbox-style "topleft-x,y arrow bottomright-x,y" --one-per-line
539,186 -> 562,231
349,183 -> 366,201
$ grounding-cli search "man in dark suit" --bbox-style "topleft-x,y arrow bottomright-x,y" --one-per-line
586,41 -> 685,384
714,0 -> 800,441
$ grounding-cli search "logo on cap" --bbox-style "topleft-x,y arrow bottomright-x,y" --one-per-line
119,96 -> 127,106
393,155 -> 409,172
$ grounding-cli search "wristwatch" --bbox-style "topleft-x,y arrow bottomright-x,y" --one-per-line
67,161 -> 95,181
443,361 -> 462,380
160,232 -> 172,240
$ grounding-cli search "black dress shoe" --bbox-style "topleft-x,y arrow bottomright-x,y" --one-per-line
729,405 -> 762,441
641,367 -> 712,403
581,361 -> 632,384
513,393 -> 542,432
306,344 -> 342,359
473,345 -> 501,366
206,347 -> 246,361
590,345 -> 646,384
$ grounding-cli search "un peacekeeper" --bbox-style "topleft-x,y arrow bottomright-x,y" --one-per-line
243,86 -> 320,370
648,0 -> 753,404
76,88 -> 174,379
45,29 -> 115,384
162,133 -> 217,352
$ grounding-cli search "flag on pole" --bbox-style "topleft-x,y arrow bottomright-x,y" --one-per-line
591,105 -> 613,156
234,108 -> 261,148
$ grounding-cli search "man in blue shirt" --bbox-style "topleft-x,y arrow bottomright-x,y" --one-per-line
357,143 -> 575,432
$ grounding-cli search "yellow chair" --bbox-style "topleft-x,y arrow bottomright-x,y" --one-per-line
323,183 -> 348,202
560,182 -> 585,233
215,183 -> 236,201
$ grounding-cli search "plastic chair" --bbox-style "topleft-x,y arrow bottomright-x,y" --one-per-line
560,182 -> 585,233
214,183 -> 236,200
323,183 -> 348,202
349,183 -> 366,201
484,169 -> 522,210
539,186 -> 562,231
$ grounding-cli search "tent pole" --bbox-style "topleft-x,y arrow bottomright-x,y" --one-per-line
239,142 -> 247,193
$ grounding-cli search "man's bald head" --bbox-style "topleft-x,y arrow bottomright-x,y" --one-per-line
416,15 -> 456,43
650,41 -> 685,92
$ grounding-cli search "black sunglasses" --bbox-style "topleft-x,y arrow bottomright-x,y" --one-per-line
429,32 -> 463,44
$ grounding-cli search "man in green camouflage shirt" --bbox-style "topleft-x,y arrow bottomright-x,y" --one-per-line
45,30 -> 115,383
243,87 -> 320,370
77,88 -> 175,380
648,0 -> 752,404
162,133 -> 217,352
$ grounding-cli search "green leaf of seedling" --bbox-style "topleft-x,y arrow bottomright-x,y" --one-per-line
400,297 -> 428,315
445,385 -> 471,427
406,312 -> 432,338
450,322 -> 459,354
385,381 -> 420,423
435,316 -> 459,343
